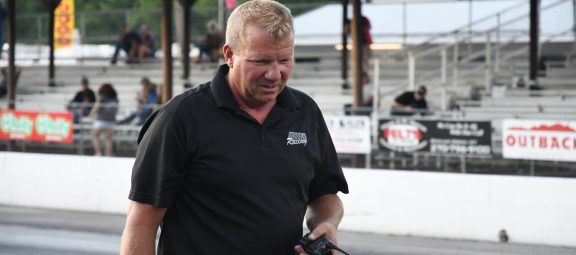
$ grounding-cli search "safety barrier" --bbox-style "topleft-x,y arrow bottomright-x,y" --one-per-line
0,151 -> 574,248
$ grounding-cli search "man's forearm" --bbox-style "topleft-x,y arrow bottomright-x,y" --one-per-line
306,194 -> 344,231
120,225 -> 157,255
120,201 -> 166,255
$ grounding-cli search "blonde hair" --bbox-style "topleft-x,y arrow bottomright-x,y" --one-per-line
226,0 -> 294,49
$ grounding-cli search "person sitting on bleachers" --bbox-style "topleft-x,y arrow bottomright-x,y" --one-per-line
195,20 -> 224,63
110,24 -> 141,65
136,24 -> 156,61
117,77 -> 157,125
391,85 -> 429,116
67,76 -> 96,124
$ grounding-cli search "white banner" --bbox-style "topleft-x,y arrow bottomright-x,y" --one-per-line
324,116 -> 371,154
502,119 -> 576,162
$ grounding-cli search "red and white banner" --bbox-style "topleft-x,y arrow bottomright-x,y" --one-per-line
0,110 -> 74,143
502,119 -> 576,162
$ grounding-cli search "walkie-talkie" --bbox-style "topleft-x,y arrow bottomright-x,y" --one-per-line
298,233 -> 351,255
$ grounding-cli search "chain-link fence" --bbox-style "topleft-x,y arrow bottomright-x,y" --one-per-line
13,3 -> 328,46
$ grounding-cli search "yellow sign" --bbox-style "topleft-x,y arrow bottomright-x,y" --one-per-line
54,0 -> 74,49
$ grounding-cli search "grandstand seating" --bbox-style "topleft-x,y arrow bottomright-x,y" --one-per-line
1,0 -> 575,175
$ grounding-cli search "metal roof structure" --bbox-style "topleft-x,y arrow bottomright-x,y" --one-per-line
294,0 -> 574,45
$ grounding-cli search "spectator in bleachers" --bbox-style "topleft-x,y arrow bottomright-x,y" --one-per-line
117,77 -> 157,125
67,76 -> 96,124
90,83 -> 119,156
195,20 -> 224,63
136,24 -> 156,61
360,15 -> 373,83
110,24 -> 141,65
343,15 -> 373,85
391,85 -> 429,116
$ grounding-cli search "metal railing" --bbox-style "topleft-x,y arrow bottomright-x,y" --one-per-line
371,0 -> 573,114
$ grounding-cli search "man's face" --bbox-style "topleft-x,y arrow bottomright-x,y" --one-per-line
224,24 -> 294,108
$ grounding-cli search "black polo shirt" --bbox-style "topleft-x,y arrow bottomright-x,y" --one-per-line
129,64 -> 349,255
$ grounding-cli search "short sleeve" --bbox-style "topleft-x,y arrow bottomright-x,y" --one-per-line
308,109 -> 349,202
129,103 -> 191,208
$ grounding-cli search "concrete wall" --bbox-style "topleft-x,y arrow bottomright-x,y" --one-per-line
1,152 -> 575,247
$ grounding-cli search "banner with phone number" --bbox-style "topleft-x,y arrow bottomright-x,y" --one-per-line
0,110 -> 74,143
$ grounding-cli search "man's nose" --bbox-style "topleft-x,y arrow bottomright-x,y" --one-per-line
265,62 -> 281,80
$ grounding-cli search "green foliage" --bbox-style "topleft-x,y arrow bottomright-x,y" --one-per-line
14,0 -> 336,44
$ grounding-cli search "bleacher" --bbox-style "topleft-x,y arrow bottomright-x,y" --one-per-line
2,0 -> 576,175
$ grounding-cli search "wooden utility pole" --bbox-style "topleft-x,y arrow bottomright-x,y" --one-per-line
351,0 -> 363,109
178,0 -> 195,87
350,0 -> 365,167
162,0 -> 174,103
6,0 -> 15,109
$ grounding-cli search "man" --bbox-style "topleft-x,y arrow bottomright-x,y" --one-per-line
110,23 -> 141,65
391,85 -> 429,116
67,76 -> 96,123
120,1 -> 349,255
195,20 -> 225,63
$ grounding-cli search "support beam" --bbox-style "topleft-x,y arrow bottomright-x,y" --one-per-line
6,0 -> 15,109
162,0 -> 174,103
351,0 -> 363,110
42,0 -> 62,87
529,0 -> 540,89
341,0 -> 349,90
179,0 -> 194,87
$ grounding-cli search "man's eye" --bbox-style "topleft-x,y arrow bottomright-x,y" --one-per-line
250,60 -> 268,64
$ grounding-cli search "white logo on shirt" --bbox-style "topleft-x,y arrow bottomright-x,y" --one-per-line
286,132 -> 307,146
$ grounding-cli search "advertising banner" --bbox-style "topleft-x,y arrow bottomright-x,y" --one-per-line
325,115 -> 371,154
0,110 -> 74,143
378,119 -> 492,155
54,0 -> 75,49
502,119 -> 576,162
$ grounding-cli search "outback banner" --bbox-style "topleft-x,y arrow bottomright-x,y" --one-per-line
502,119 -> 576,162
378,119 -> 491,155
54,0 -> 75,49
0,110 -> 74,143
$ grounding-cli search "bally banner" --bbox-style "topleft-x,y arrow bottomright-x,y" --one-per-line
0,110 -> 74,143
378,119 -> 492,155
502,119 -> 576,162
54,0 -> 75,49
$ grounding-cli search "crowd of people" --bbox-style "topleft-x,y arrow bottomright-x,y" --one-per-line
110,23 -> 156,65
66,76 -> 161,157
109,20 -> 226,65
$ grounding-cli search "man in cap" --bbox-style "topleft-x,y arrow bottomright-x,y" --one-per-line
391,85 -> 429,116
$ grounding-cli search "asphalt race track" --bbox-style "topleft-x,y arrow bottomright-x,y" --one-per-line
0,205 -> 575,255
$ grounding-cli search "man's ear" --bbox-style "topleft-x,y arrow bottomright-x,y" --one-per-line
223,44 -> 234,68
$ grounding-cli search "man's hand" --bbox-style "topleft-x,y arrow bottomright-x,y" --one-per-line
294,228 -> 340,255
294,194 -> 344,255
